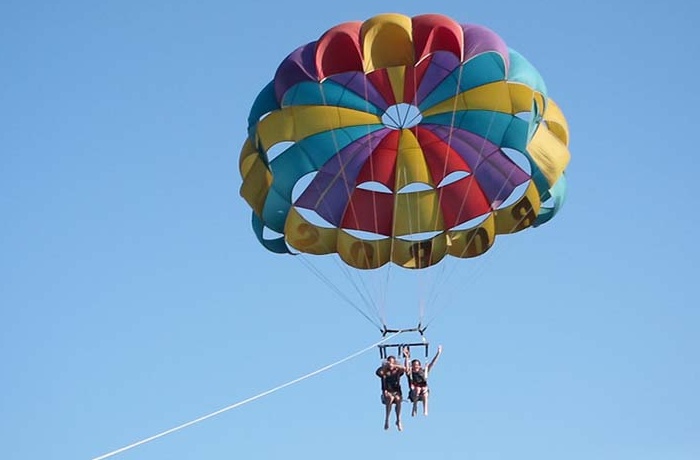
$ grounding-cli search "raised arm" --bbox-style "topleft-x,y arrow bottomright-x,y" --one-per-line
402,347 -> 411,375
427,345 -> 443,372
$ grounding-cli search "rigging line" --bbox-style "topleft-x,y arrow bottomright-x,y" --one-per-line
423,244 -> 502,328
361,72 -> 390,327
338,256 -> 383,327
329,248 -> 382,322
423,144 -> 527,314
432,61 -> 468,293
337,130 -> 386,317
419,61 -> 469,313
426,112 -> 526,314
307,83 -> 383,320
400,58 -> 423,324
423,105 -> 500,309
363,83 -> 386,326
344,106 -> 390,325
92,332 -> 401,460
290,223 -> 379,322
301,220 -> 381,322
402,92 -> 434,325
424,229 -> 510,329
424,147 -> 544,320
424,167 -> 531,317
372,183 -> 393,325
422,191 -> 540,329
299,256 -> 381,330
424,105 -> 539,312
328,208 -> 387,323
380,260 -> 392,326
295,254 -> 381,329
398,162 -> 423,325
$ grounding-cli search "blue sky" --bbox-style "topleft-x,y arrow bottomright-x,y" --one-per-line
2,1 -> 698,459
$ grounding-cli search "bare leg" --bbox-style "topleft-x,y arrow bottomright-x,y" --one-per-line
410,387 -> 418,416
394,397 -> 403,431
422,390 -> 429,416
383,393 -> 391,430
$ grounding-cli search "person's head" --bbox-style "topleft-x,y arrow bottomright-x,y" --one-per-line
411,359 -> 422,371
386,356 -> 397,366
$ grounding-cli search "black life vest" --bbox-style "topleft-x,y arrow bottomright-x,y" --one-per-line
410,369 -> 427,386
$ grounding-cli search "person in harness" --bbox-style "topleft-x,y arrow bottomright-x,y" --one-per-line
375,355 -> 405,431
404,345 -> 442,417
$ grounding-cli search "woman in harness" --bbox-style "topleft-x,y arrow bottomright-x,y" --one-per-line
375,355 -> 405,431
404,345 -> 442,417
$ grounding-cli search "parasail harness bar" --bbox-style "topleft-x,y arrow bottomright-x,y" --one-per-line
378,324 -> 429,359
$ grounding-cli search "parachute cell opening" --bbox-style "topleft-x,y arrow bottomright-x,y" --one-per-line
266,140 -> 295,163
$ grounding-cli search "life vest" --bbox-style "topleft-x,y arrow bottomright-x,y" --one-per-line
382,370 -> 402,392
410,369 -> 427,387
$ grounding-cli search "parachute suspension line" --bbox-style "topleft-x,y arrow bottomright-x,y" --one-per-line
424,84 -> 544,321
423,77 -> 536,326
306,82 -> 383,322
424,125 -> 543,311
291,222 -> 380,324
423,100 -> 500,310
422,242 -> 502,329
422,61 -> 474,318
438,60 -> 466,182
419,61 -> 473,319
379,261 -> 393,329
297,241 -> 382,325
422,194 -> 541,329
295,254 -> 381,329
399,162 -> 426,327
91,332 -> 401,460
329,250 -> 383,324
413,158 -> 431,327
364,74 -> 392,328
386,127 -> 401,331
409,52 -> 423,329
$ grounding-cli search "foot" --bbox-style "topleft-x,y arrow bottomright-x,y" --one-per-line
396,420 -> 403,431
384,420 -> 389,430
411,408 -> 417,417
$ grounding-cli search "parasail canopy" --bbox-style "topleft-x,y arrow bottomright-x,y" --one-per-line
240,13 -> 570,271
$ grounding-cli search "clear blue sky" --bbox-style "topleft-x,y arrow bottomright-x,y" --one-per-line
2,1 -> 698,459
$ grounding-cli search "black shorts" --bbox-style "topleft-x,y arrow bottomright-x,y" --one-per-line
381,389 -> 402,404
409,386 -> 428,402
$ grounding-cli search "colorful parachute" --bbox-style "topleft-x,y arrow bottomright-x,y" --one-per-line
239,13 -> 570,270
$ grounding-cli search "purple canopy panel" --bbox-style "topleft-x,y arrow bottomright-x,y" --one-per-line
424,124 -> 529,207
461,24 -> 510,69
329,71 -> 390,111
415,51 -> 462,106
295,129 -> 391,225
274,42 -> 319,103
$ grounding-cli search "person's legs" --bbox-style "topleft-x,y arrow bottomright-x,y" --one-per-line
410,387 -> 418,416
383,391 -> 392,430
393,395 -> 403,431
421,388 -> 429,416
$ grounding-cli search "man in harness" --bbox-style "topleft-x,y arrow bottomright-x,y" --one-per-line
404,345 -> 442,417
375,355 -> 405,431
